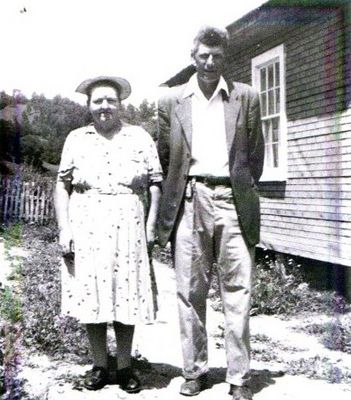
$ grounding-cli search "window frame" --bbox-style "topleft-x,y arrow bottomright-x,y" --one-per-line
251,44 -> 287,182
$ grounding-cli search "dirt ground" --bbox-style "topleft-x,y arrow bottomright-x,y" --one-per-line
2,241 -> 351,399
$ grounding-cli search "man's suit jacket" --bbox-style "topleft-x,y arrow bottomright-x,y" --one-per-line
157,79 -> 265,248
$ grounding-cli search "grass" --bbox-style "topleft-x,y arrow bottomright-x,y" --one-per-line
0,222 -> 25,399
1,222 -> 351,394
16,225 -> 350,360
293,319 -> 351,354
19,223 -> 90,362
0,287 -> 23,323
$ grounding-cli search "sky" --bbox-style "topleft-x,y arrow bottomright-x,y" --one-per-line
0,0 -> 265,105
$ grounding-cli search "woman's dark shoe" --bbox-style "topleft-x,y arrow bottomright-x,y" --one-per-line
83,366 -> 109,390
116,367 -> 141,393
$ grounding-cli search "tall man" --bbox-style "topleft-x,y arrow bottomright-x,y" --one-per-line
157,26 -> 264,400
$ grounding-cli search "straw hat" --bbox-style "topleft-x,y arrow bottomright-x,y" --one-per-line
76,76 -> 131,100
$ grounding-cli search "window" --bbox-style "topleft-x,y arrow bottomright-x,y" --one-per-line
252,44 -> 287,181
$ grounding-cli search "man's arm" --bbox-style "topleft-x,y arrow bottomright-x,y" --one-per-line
248,89 -> 265,184
157,96 -> 171,177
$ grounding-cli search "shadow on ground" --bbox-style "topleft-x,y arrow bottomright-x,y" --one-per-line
69,357 -> 183,392
195,367 -> 283,395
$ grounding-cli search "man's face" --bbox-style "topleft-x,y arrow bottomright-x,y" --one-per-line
193,43 -> 226,84
89,85 -> 121,132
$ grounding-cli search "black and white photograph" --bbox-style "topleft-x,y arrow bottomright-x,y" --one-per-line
0,1 -> 350,399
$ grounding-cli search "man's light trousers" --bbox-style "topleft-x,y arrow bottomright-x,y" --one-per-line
173,181 -> 254,386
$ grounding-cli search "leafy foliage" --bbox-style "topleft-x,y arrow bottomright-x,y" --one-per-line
0,222 -> 25,399
120,99 -> 158,140
1,90 -> 158,171
294,319 -> 351,354
251,249 -> 349,316
0,288 -> 22,323
20,224 -> 90,362
22,94 -> 91,165
0,120 -> 20,165
4,223 -> 350,374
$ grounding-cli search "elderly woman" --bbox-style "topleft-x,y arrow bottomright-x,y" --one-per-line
54,76 -> 162,393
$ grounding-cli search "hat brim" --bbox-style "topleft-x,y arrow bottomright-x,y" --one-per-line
76,76 -> 131,100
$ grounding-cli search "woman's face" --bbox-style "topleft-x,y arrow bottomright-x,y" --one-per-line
89,85 -> 121,132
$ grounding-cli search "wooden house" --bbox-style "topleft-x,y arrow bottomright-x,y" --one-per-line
224,0 -> 351,267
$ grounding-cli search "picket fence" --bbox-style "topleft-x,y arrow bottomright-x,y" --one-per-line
0,178 -> 55,224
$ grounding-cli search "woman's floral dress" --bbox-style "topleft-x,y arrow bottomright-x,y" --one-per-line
57,123 -> 162,324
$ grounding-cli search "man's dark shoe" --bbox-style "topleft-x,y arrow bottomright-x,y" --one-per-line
83,366 -> 109,390
229,384 -> 253,400
116,367 -> 141,393
180,375 -> 207,396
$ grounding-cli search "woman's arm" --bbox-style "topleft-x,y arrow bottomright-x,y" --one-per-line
54,180 -> 74,255
146,183 -> 162,252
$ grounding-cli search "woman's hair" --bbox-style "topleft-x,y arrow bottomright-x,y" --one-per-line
191,25 -> 229,57
86,81 -> 121,105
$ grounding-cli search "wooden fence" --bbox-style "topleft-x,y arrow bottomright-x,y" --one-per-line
0,178 -> 55,224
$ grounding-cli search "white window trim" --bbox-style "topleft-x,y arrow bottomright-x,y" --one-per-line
252,44 -> 287,182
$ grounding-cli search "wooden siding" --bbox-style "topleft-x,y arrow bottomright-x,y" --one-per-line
226,6 -> 351,266
260,108 -> 351,267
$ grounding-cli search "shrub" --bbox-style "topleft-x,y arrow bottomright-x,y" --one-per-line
323,319 -> 351,354
20,223 -> 90,361
251,249 -> 305,315
0,222 -> 25,399
0,288 -> 23,323
15,225 -> 351,361
251,249 -> 350,316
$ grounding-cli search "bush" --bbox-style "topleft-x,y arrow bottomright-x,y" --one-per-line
20,223 -> 90,362
14,225 -> 350,361
251,249 -> 349,316
207,248 -> 349,316
323,320 -> 351,353
0,222 -> 25,399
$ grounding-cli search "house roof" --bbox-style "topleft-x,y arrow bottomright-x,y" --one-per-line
160,0 -> 349,87
226,0 -> 349,54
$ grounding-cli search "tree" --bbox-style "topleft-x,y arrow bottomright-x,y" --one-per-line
0,91 -> 12,110
1,91 -> 159,172
21,135 -> 45,167
21,94 -> 90,165
0,120 -> 18,163
139,99 -> 156,121
138,99 -> 157,140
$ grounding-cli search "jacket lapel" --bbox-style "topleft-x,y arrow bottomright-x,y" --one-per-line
223,85 -> 241,152
175,96 -> 192,150
173,82 -> 241,153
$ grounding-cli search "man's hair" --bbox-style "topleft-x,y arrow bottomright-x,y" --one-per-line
191,25 -> 229,57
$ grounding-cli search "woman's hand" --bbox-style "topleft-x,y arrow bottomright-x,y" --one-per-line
59,227 -> 75,256
146,222 -> 156,254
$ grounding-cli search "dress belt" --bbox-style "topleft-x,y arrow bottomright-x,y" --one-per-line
188,176 -> 232,186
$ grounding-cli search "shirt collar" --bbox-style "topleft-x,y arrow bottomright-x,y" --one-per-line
85,123 -> 96,134
84,121 -> 127,135
183,73 -> 229,100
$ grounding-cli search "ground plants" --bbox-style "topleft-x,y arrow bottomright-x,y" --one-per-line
2,223 -> 351,394
294,318 -> 351,355
0,222 -> 25,399
20,223 -> 90,362
251,249 -> 349,316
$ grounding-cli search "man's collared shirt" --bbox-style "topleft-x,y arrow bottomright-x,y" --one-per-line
184,73 -> 230,177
